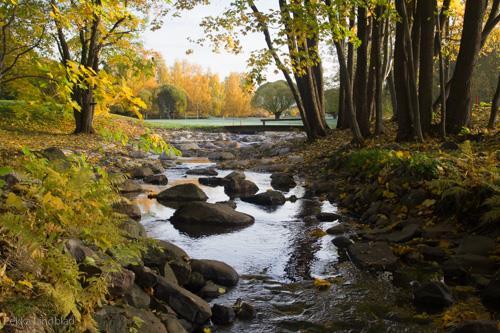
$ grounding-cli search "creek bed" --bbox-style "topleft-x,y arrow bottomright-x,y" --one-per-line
134,158 -> 437,333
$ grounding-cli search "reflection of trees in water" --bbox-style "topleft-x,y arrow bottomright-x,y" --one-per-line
284,199 -> 323,281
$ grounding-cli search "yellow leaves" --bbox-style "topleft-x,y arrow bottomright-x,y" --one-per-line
382,190 -> 396,199
38,282 -> 81,321
5,192 -> 25,211
17,279 -> 33,289
437,299 -> 491,329
313,278 -> 332,290
392,244 -> 415,256
42,191 -> 66,212
203,328 -> 212,333
0,265 -> 15,287
309,228 -> 327,238
421,199 -> 436,208
0,312 -> 9,330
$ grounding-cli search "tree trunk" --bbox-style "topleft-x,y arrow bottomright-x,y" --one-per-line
401,0 -> 424,141
389,71 -> 398,121
488,74 -> 500,129
445,0 -> 487,134
436,15 -> 447,138
395,0 -> 413,141
275,112 -> 281,120
335,41 -> 363,143
373,5 -> 384,135
337,11 -> 355,130
354,6 -> 370,137
73,88 -> 95,134
418,0 -> 436,134
410,0 -> 421,75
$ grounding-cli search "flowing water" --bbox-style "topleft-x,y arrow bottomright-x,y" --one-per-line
134,158 -> 437,333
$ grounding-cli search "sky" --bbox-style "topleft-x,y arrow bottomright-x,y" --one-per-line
143,2 -> 339,85
143,2 -> 281,81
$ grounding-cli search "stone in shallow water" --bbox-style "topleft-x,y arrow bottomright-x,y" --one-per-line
456,235 -> 496,256
198,177 -> 229,187
170,202 -> 254,230
154,276 -> 212,325
270,172 -> 296,191
157,183 -> 208,204
224,179 -> 259,197
211,304 -> 236,325
347,241 -> 398,271
316,212 -> 341,222
144,174 -> 169,185
186,167 -> 218,176
241,190 -> 286,206
413,281 -> 454,313
191,259 -> 239,287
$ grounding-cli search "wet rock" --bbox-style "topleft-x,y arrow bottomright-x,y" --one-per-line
448,321 -> 500,333
0,171 -> 20,188
241,190 -> 286,206
129,265 -> 158,289
481,271 -> 500,311
160,150 -> 178,160
108,269 -> 135,297
95,305 -> 167,333
128,150 -> 147,159
413,281 -> 454,313
177,143 -> 200,152
234,300 -> 256,320
162,316 -> 188,333
326,224 -> 349,235
443,255 -> 495,285
164,262 -> 179,285
296,199 -> 322,217
211,304 -> 236,325
304,216 -> 319,224
224,171 -> 246,182
120,218 -> 147,239
270,172 -> 296,191
456,235 -> 495,256
198,177 -> 229,187
113,198 -> 141,221
331,236 -> 353,249
209,151 -> 235,161
186,168 -> 218,176
144,174 -> 169,185
401,189 -> 428,207
347,242 -> 398,271
157,184 -> 208,204
198,280 -> 226,299
130,166 -> 154,179
382,224 -> 420,243
316,212 -> 341,222
419,245 -> 447,262
191,259 -> 239,287
154,276 -> 212,325
119,179 -> 142,193
170,202 -> 254,229
440,141 -> 460,151
216,200 -> 237,209
185,271 -> 206,293
124,284 -> 151,309
143,240 -> 191,285
224,178 -> 259,197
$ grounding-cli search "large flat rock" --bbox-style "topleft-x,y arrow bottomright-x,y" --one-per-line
347,241 -> 398,271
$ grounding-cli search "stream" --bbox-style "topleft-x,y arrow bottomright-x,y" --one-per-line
133,156 -> 437,332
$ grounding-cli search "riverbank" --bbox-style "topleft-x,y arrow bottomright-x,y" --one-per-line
0,113 -> 498,332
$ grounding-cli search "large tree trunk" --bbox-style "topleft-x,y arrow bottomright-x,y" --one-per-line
395,0 -> 413,141
354,6 -> 370,137
73,88 -> 95,134
436,15 -> 447,138
335,41 -> 363,143
401,0 -> 424,141
410,0 -> 421,75
418,0 -> 436,134
445,0 -> 487,133
488,74 -> 500,129
388,71 -> 398,121
337,41 -> 346,128
337,11 -> 355,130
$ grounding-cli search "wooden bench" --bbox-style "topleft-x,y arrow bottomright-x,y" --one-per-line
260,118 -> 302,126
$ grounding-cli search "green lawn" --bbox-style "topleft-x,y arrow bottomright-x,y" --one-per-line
145,117 -> 338,129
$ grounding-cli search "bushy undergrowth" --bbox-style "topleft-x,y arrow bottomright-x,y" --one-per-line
0,150 -> 147,331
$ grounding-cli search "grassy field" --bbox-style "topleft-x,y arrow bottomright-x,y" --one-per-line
145,117 -> 338,129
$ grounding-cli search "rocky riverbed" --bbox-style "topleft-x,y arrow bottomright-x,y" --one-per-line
47,128 -> 498,332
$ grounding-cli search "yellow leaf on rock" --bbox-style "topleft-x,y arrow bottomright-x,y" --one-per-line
309,228 -> 327,238
314,278 -> 332,290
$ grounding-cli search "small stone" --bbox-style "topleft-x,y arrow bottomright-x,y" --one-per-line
130,166 -> 154,179
241,190 -> 286,206
144,174 -> 169,185
124,285 -> 151,309
234,300 -> 256,320
190,259 -> 239,287
316,212 -> 341,222
120,179 -> 142,193
186,168 -> 218,176
211,304 -> 236,325
326,224 -> 348,235
331,236 -> 353,249
198,280 -> 226,299
456,235 -> 496,256
108,269 -> 135,297
413,281 -> 454,313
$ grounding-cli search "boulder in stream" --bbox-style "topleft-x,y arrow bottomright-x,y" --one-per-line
170,202 -> 254,233
224,179 -> 259,197
241,190 -> 286,206
347,241 -> 398,271
157,183 -> 208,204
270,172 -> 296,191
144,174 -> 169,185
198,177 -> 229,187
191,259 -> 239,287
186,167 -> 218,176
